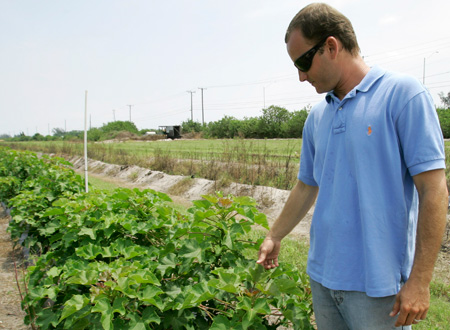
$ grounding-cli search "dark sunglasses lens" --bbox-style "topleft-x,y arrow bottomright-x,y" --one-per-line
295,57 -> 311,72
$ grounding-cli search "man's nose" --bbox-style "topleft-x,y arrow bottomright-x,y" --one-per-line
298,70 -> 308,82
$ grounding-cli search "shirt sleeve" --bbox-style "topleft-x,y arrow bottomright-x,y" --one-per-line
396,90 -> 445,177
298,113 -> 319,186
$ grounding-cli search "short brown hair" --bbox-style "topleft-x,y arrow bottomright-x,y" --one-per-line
285,3 -> 360,56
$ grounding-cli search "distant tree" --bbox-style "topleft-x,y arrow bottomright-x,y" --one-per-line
101,121 -> 139,134
0,134 -> 11,139
239,117 -> 261,138
44,135 -> 56,141
64,130 -> 83,140
258,105 -> 291,138
285,109 -> 309,138
52,127 -> 66,138
206,116 -> 242,138
436,108 -> 450,138
182,119 -> 203,133
87,128 -> 103,141
32,133 -> 45,141
439,91 -> 450,109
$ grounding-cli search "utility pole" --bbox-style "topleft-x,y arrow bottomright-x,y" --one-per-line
113,109 -> 116,121
65,120 -> 67,132
187,90 -> 196,121
198,87 -> 206,125
423,51 -> 439,85
127,105 -> 133,122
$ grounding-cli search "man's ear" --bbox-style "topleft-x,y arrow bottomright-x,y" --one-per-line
326,36 -> 340,60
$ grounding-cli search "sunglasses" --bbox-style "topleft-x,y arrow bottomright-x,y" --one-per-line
294,36 -> 329,72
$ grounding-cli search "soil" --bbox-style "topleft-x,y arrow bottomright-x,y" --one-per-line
0,156 -> 448,329
0,207 -> 30,330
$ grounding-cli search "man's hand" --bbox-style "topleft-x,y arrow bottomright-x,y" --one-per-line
257,237 -> 281,270
390,279 -> 430,326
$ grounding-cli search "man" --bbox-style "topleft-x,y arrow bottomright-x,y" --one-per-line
257,3 -> 448,329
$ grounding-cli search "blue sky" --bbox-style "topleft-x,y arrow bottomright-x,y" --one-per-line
1,0 -> 449,136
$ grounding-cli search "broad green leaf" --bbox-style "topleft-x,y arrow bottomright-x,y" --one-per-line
113,191 -> 130,200
248,263 -> 268,284
130,269 -> 160,285
139,285 -> 164,300
156,253 -> 177,275
35,308 -> 60,329
222,230 -> 233,250
91,297 -> 113,330
66,270 -> 98,285
179,239 -> 203,262
194,209 -> 217,222
191,282 -> 216,303
76,244 -> 103,260
266,278 -> 302,296
210,315 -> 232,330
42,207 -> 65,217
233,196 -> 256,206
254,212 -> 269,229
78,227 -> 96,240
142,306 -> 161,325
59,295 -> 90,323
116,277 -> 138,298
200,194 -> 219,204
237,296 -> 271,315
47,266 -> 62,278
208,271 -> 240,294
112,297 -> 127,315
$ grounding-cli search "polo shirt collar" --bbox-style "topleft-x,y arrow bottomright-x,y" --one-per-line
325,65 -> 386,103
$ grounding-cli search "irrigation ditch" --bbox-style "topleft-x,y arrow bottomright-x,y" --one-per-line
67,155 -> 314,239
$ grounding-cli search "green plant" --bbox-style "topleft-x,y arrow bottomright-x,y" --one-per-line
1,148 -> 314,329
16,190 -> 313,329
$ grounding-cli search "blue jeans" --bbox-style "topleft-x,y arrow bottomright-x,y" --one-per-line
310,279 -> 412,330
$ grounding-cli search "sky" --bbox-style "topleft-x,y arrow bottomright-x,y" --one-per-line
1,0 -> 449,136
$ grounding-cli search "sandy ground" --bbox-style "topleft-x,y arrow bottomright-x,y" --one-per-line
0,207 -> 30,330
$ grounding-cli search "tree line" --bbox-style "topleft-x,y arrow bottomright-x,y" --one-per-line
3,92 -> 450,142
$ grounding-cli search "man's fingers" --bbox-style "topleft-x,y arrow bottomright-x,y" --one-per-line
389,295 -> 400,317
256,251 -> 267,264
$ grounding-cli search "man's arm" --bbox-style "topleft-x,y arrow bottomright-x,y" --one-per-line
390,168 -> 448,326
257,179 -> 318,270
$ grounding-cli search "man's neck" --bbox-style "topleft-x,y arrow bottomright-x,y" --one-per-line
333,55 -> 370,100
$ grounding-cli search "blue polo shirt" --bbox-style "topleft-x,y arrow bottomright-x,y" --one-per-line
299,66 -> 445,297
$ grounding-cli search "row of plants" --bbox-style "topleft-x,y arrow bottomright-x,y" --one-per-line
0,147 -> 314,330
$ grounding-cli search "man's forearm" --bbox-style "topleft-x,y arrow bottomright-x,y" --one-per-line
410,169 -> 448,284
267,180 -> 318,240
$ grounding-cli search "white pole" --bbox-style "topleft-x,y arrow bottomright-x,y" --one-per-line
84,90 -> 89,193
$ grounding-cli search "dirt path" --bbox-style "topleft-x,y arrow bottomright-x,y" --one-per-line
0,207 -> 30,330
